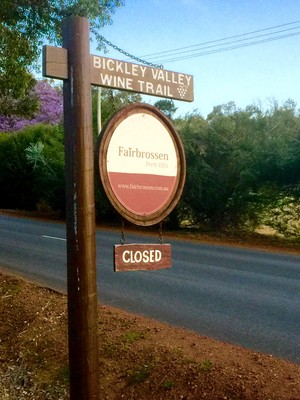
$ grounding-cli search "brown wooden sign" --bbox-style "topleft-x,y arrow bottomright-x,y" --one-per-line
114,243 -> 171,271
43,45 -> 194,102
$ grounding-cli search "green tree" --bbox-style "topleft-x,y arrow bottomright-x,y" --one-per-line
177,104 -> 269,230
0,0 -> 124,116
256,99 -> 300,185
0,24 -> 38,117
154,99 -> 177,119
177,100 -> 300,233
255,99 -> 300,238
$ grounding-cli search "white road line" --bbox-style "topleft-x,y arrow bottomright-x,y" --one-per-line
42,235 -> 66,241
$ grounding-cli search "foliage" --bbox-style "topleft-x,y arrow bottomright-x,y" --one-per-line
0,1 -> 124,116
0,23 -> 38,117
0,81 -> 63,133
1,0 -> 125,61
0,124 -> 65,212
175,101 -> 300,232
261,185 -> 300,239
154,99 -> 178,119
31,81 -> 63,125
25,142 -> 51,171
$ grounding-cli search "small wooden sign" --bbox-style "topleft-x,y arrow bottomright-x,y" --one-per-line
114,243 -> 172,271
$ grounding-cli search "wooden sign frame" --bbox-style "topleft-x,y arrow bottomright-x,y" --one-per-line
98,103 -> 186,226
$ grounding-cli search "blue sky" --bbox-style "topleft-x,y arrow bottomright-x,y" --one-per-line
94,0 -> 300,117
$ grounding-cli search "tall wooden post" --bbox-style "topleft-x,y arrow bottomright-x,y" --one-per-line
62,16 -> 99,399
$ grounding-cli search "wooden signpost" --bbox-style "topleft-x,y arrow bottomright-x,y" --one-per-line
43,15 -> 193,400
61,17 -> 98,400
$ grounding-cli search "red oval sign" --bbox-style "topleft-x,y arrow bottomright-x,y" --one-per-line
98,103 -> 186,226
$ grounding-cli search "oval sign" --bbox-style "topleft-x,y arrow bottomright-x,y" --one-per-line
98,103 -> 186,226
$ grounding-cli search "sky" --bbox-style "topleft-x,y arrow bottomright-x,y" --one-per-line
93,0 -> 300,118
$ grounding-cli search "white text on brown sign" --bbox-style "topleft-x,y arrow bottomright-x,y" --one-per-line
114,243 -> 172,271
43,45 -> 194,102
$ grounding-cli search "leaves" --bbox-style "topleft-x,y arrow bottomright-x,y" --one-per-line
0,81 -> 63,132
176,101 -> 300,232
0,1 -> 124,115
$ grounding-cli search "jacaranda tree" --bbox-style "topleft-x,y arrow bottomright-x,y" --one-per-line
0,81 -> 63,132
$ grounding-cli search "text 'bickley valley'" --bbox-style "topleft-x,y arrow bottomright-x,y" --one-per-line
92,56 -> 193,101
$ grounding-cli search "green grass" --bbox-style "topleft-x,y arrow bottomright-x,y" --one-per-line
126,363 -> 153,385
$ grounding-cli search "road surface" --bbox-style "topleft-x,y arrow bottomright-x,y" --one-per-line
0,214 -> 299,364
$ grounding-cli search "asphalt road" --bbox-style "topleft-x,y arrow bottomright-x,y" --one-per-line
1,214 -> 300,364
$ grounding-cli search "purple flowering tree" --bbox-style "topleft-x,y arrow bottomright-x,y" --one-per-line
0,81 -> 63,132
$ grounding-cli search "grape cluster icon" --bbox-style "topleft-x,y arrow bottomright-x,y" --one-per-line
177,85 -> 188,99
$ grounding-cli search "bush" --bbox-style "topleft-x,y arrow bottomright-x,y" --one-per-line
0,124 -> 65,212
262,185 -> 300,239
